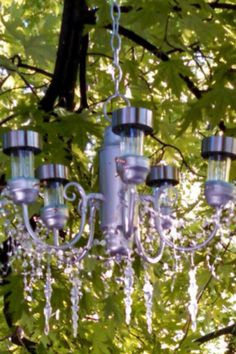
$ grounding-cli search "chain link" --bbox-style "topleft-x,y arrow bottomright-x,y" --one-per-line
110,1 -> 122,95
103,0 -> 130,122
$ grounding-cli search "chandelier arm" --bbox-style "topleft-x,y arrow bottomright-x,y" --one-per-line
87,192 -> 104,203
73,203 -> 97,262
134,226 -> 165,264
53,228 -> 59,247
154,185 -> 221,252
22,203 -> 87,251
155,215 -> 220,252
126,186 -> 136,238
63,181 -> 88,213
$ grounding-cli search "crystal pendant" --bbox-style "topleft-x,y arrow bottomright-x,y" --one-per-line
123,256 -> 134,325
143,269 -> 153,334
188,255 -> 198,331
44,263 -> 53,335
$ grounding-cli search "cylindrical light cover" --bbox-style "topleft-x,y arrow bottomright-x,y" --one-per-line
120,128 -> 144,156
112,107 -> 153,184
11,150 -> 34,179
146,165 -> 179,187
112,107 -> 153,157
36,164 -> 68,208
2,130 -> 42,204
159,186 -> 175,212
3,130 -> 42,179
36,164 -> 69,229
112,107 -> 153,137
44,181 -> 64,207
207,156 -> 231,182
201,135 -> 236,182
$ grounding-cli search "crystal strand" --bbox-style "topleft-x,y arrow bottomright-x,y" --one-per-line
123,256 -> 134,325
27,254 -> 37,302
143,268 -> 153,334
206,254 -> 219,280
70,270 -> 82,338
36,252 -> 43,279
188,254 -> 198,331
22,258 -> 29,295
44,262 -> 53,335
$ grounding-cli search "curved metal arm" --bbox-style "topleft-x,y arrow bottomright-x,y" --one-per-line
134,226 -> 165,264
122,185 -> 137,239
64,182 -> 88,215
74,203 -> 97,262
133,196 -> 165,264
154,185 -> 221,253
22,201 -> 98,257
22,182 -> 103,252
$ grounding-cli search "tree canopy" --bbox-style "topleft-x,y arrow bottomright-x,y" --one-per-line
0,0 -> 236,353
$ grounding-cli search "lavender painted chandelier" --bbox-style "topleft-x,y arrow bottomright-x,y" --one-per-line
0,0 -> 236,338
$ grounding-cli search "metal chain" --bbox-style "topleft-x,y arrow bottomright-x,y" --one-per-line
103,0 -> 130,122
110,1 -> 122,96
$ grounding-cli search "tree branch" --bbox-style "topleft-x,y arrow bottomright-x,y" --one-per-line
11,55 -> 53,78
150,134 -> 205,177
105,24 -> 203,99
105,23 -> 169,61
195,323 -> 236,344
209,2 -> 236,10
0,114 -> 17,126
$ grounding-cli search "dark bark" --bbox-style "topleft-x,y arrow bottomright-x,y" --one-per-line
39,0 -> 95,112
209,2 -> 236,10
172,2 -> 236,11
196,323 -> 236,344
77,33 -> 89,112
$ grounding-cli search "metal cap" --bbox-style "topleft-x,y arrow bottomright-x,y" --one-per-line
112,107 -> 153,135
36,164 -> 69,183
146,165 -> 179,187
201,135 -> 236,160
2,130 -> 42,155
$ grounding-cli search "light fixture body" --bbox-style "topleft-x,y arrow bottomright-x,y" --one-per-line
2,130 -> 42,204
112,107 -> 153,185
147,165 -> 179,229
36,164 -> 69,230
99,127 -> 132,256
201,135 -> 236,207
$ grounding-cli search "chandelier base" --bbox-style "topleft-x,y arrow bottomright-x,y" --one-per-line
116,155 -> 150,184
204,180 -> 234,207
40,205 -> 69,230
8,177 -> 39,204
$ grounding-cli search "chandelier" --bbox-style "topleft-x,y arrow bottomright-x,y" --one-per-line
1,0 -> 236,338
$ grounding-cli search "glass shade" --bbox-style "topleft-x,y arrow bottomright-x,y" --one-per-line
11,149 -> 34,179
44,181 -> 64,207
120,128 -> 144,156
154,183 -> 176,217
207,156 -> 231,182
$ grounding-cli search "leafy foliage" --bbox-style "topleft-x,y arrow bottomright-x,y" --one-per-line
0,0 -> 236,353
